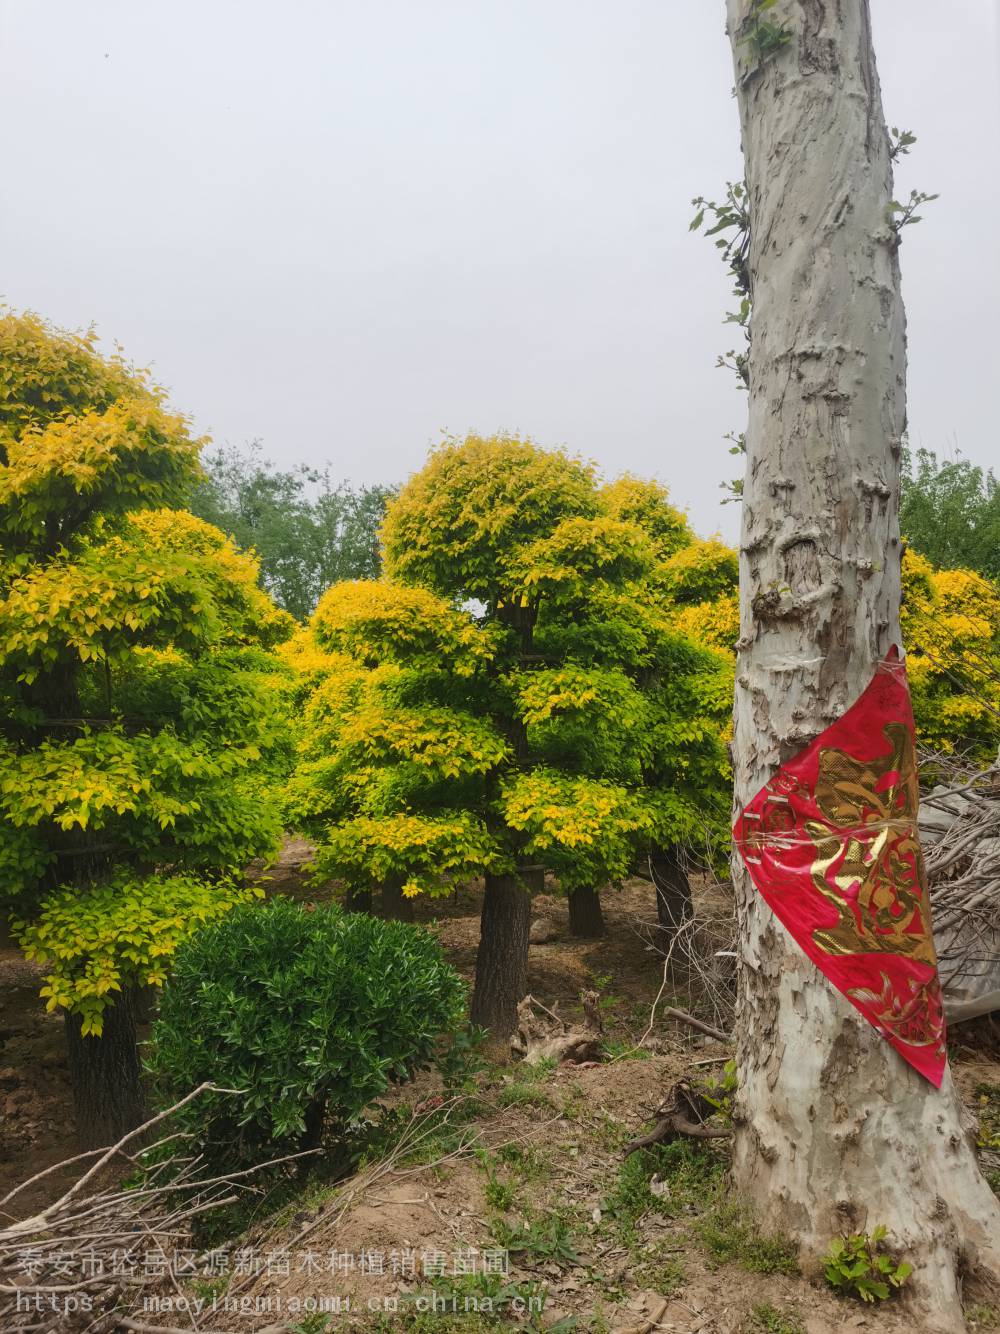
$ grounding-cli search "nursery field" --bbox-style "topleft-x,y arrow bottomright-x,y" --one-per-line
3,846 -> 998,1333
2,308 -> 1000,1333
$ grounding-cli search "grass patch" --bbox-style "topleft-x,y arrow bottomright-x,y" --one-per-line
289,1317 -> 333,1334
491,1057 -> 557,1111
633,1245 -> 685,1295
749,1302 -> 806,1334
966,1303 -> 1000,1330
600,1038 -> 651,1062
362,1101 -> 482,1170
495,1142 -> 551,1183
495,1084 -> 553,1110
483,1171 -> 517,1212
594,1110 -> 631,1153
601,1139 -> 725,1246
557,1080 -> 588,1122
186,1275 -> 230,1304
694,1201 -> 798,1275
974,1082 -> 1000,1196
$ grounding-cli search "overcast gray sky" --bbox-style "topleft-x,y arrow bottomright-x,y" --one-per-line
2,1 -> 997,543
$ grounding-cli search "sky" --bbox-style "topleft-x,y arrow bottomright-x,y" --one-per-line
1,1 -> 997,543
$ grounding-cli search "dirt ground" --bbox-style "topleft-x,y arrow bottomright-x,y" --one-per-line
0,932 -> 78,1215
224,1052 -> 924,1334
2,845 -> 999,1332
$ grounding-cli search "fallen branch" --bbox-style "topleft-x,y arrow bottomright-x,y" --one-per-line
616,1295 -> 671,1334
660,1006 -> 730,1045
0,1087 -> 317,1332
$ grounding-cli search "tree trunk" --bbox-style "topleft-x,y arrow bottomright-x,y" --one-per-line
300,1095 -> 326,1153
64,988 -> 146,1150
650,843 -> 692,939
470,871 -> 533,1036
725,2 -> 1000,1326
381,877 -> 413,922
345,886 -> 373,913
567,885 -> 605,938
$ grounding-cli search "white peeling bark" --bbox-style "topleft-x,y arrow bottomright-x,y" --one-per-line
725,2 -> 1000,1328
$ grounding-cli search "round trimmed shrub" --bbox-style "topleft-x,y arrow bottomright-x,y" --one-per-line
146,897 -> 466,1164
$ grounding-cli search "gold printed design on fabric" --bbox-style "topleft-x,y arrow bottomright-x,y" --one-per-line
805,722 -> 937,965
845,971 -> 944,1054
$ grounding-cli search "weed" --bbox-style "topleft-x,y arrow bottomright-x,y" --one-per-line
186,1274 -> 229,1303
289,1315 -> 331,1334
590,972 -> 621,1019
439,1025 -> 490,1094
823,1226 -> 912,1303
483,1171 -> 517,1212
738,0 -> 792,63
694,1201 -> 798,1275
559,1081 -> 588,1122
493,1210 -> 582,1268
974,1082 -> 1000,1196
966,1303 -> 1000,1330
594,1111 -> 631,1153
490,1055 -> 555,1087
700,1058 -> 737,1122
492,1056 -> 556,1110
378,1272 -> 551,1330
750,1302 -> 806,1334
495,1142 -> 551,1183
364,1102 -> 481,1170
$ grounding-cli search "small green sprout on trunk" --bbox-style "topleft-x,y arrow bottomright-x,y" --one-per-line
823,1225 -> 912,1303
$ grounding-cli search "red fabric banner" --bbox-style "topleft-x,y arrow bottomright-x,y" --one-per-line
732,648 -> 946,1086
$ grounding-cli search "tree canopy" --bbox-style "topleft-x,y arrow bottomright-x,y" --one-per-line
901,446 -> 1000,582
287,434 -> 731,1029
0,311 -> 293,1140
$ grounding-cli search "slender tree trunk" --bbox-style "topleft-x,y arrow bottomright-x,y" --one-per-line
345,886 -> 373,913
381,876 -> 413,922
470,871 -> 533,1035
567,885 -> 605,938
649,843 -> 692,939
725,2 -> 999,1325
64,988 -> 146,1150
301,1096 -> 326,1152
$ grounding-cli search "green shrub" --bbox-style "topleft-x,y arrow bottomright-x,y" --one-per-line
147,898 -> 467,1165
823,1226 -> 912,1303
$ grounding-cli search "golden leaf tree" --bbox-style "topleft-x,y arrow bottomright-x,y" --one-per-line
0,312 -> 293,1145
290,435 -> 730,1032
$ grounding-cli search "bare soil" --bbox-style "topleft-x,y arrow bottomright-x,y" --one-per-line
2,843 -> 998,1331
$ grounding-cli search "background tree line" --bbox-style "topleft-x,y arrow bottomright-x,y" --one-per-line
189,441 -> 1000,625
189,443 -> 395,620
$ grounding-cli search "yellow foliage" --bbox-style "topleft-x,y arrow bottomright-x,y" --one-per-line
660,538 -> 739,605
601,474 -> 692,559
381,432 -> 599,599
13,875 -> 262,1034
901,548 -> 1000,756
672,594 -> 740,653
124,508 -> 294,645
311,578 -> 493,674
